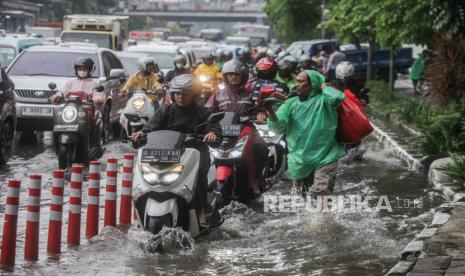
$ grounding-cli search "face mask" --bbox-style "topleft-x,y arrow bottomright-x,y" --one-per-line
175,63 -> 184,69
77,70 -> 88,78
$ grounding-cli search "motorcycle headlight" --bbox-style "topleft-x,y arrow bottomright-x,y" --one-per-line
141,164 -> 184,185
132,95 -> 145,110
62,106 -> 77,123
268,130 -> 277,138
199,75 -> 210,82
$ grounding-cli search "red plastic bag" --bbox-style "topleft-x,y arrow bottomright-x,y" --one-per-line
336,89 -> 373,143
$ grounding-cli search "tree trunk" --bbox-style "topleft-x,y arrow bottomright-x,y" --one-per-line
367,40 -> 374,82
389,47 -> 396,94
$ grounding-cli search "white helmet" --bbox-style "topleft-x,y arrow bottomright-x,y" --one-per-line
138,56 -> 157,72
336,61 -> 355,79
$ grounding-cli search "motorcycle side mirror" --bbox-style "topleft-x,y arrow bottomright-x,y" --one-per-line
125,112 -> 141,123
240,116 -> 250,123
207,112 -> 225,124
96,85 -> 105,92
48,82 -> 57,91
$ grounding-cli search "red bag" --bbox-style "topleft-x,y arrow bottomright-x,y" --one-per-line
336,89 -> 373,143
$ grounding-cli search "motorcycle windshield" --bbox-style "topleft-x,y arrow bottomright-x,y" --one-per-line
145,130 -> 186,150
219,112 -> 241,127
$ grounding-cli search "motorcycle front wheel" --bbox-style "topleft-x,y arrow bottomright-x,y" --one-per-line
146,214 -> 173,235
58,144 -> 74,170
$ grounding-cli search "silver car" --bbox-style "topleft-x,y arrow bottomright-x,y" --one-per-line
7,44 -> 127,139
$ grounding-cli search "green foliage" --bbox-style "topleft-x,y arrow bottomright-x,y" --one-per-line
440,152 -> 465,185
318,0 -> 377,44
264,0 -> 321,44
367,80 -> 465,155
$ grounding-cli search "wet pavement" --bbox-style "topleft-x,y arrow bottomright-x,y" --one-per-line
0,133 -> 443,275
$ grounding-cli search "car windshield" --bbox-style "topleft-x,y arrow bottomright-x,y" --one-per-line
118,56 -> 140,75
62,32 -> 112,49
131,51 -> 177,69
0,46 -> 16,67
8,51 -> 100,77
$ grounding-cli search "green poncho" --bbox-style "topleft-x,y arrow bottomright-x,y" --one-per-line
275,73 -> 297,92
409,53 -> 425,81
267,70 -> 346,180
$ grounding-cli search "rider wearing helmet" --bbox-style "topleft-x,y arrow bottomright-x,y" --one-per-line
214,48 -> 225,69
300,54 -> 318,71
330,61 -> 368,104
194,52 -> 222,81
122,56 -> 164,102
51,57 -> 105,105
133,74 -> 220,230
205,60 -> 269,197
276,58 -> 298,93
222,50 -> 233,63
165,54 -> 191,83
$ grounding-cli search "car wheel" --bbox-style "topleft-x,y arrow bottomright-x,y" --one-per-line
0,122 -> 14,164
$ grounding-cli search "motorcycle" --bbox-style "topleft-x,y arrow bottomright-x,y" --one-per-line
119,89 -> 159,140
210,112 -> 271,205
50,83 -> 104,170
128,112 -> 225,238
254,122 -> 287,178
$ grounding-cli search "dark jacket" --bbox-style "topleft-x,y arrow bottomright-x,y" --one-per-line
205,85 -> 254,115
143,102 -> 220,136
330,79 -> 369,104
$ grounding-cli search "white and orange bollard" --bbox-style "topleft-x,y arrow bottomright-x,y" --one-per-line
86,161 -> 101,238
24,174 -> 42,262
0,179 -> 21,266
47,170 -> 65,254
104,158 -> 118,227
120,154 -> 134,225
67,164 -> 83,247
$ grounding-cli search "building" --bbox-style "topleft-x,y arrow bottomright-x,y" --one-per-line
0,0 -> 42,32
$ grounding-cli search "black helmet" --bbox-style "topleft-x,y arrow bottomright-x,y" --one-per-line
202,52 -> 214,60
168,74 -> 201,95
222,60 -> 249,87
74,57 -> 95,77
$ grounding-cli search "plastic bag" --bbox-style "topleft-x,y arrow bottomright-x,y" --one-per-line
336,89 -> 373,143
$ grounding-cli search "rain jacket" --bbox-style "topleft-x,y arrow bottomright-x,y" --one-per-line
275,73 -> 297,92
194,64 -> 222,80
267,70 -> 346,180
409,53 -> 425,81
122,71 -> 163,102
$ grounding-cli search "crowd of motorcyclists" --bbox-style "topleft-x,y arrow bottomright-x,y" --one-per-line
49,43 -> 368,233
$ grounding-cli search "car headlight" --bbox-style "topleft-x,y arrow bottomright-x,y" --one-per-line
140,164 -> 184,185
62,106 -> 77,123
132,95 -> 145,110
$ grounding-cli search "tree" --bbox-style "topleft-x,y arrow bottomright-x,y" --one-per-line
319,0 -> 378,81
264,0 -> 322,44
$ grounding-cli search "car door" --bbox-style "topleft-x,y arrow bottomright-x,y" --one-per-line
102,50 -> 125,122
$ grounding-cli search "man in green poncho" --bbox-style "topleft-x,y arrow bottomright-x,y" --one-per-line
409,51 -> 425,95
266,70 -> 346,198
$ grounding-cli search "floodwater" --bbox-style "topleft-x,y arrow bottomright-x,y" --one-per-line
0,133 -> 442,275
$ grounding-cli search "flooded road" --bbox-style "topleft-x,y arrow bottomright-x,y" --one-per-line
0,134 -> 442,275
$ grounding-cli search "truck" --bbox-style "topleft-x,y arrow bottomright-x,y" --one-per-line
287,39 -> 414,82
61,14 -> 129,51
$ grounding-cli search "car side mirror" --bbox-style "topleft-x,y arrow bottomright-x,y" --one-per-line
109,69 -> 125,80
96,85 -> 105,92
48,82 -> 57,91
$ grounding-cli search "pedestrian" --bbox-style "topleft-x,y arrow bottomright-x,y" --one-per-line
266,70 -> 346,199
409,50 -> 426,95
325,46 -> 346,82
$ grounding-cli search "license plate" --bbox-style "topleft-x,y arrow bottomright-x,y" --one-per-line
222,124 -> 242,136
141,149 -> 181,163
54,124 -> 78,131
22,107 -> 53,117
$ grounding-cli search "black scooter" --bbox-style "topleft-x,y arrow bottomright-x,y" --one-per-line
50,82 -> 104,170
